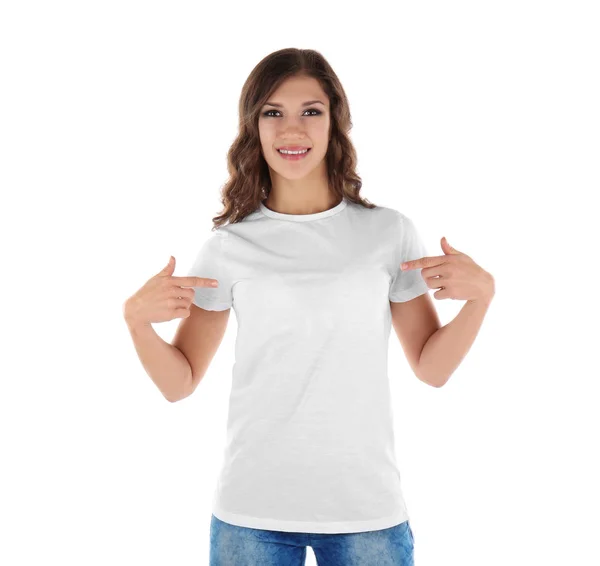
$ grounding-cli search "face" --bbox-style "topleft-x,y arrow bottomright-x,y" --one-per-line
258,74 -> 331,183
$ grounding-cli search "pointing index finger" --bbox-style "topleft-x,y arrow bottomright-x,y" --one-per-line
174,276 -> 219,287
401,256 -> 443,270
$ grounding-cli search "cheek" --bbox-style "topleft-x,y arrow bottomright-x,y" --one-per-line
258,120 -> 273,142
309,120 -> 330,140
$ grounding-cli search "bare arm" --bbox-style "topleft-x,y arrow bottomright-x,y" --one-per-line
391,292 -> 441,386
417,297 -> 493,387
171,303 -> 230,399
124,314 -> 192,402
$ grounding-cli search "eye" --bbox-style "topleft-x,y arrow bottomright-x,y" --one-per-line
262,108 -> 322,118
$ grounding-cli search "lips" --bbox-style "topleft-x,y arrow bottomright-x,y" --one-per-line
276,147 -> 311,161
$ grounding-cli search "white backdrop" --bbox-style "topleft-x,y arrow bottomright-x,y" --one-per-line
1,1 -> 598,564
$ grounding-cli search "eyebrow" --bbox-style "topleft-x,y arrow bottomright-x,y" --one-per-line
263,100 -> 326,108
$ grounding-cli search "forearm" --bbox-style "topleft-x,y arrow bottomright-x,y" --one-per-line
124,315 -> 192,402
417,297 -> 493,387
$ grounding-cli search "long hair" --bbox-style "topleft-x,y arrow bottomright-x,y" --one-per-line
211,48 -> 377,229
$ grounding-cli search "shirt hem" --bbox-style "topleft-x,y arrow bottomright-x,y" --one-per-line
211,503 -> 409,534
389,279 -> 430,303
192,298 -> 231,311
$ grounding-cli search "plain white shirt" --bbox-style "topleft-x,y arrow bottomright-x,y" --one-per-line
187,196 -> 429,534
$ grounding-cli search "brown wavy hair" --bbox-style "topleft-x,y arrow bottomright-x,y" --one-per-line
210,47 -> 377,229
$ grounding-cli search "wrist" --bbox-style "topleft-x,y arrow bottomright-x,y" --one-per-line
468,292 -> 494,308
123,301 -> 151,332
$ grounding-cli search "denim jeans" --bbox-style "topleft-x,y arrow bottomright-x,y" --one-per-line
209,513 -> 415,565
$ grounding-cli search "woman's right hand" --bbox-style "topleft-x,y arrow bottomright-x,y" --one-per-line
123,256 -> 218,326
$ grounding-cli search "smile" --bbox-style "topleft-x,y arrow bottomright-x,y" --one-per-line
277,148 -> 311,160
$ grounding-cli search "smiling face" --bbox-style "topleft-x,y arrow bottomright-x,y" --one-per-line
258,74 -> 331,183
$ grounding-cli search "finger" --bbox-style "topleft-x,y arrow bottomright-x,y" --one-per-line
421,265 -> 446,279
171,287 -> 195,300
401,255 -> 446,271
172,276 -> 219,288
425,275 -> 445,290
433,286 -> 451,300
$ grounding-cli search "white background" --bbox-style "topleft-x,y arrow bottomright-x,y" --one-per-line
1,1 -> 598,564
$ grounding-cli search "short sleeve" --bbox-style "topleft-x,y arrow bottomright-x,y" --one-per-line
388,212 -> 430,303
186,230 -> 233,311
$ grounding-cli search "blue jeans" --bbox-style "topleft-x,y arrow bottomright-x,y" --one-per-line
209,514 -> 415,565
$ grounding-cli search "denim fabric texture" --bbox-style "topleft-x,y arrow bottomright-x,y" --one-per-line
209,513 -> 415,565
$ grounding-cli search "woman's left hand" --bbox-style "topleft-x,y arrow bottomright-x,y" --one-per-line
401,237 -> 495,304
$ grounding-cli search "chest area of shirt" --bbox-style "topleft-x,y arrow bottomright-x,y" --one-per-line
231,243 -> 394,314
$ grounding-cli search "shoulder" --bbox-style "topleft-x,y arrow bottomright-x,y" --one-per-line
370,205 -> 421,235
346,200 -> 400,225
368,203 -> 413,224
197,226 -> 229,251
353,203 -> 427,258
214,208 -> 264,238
203,210 -> 263,258
351,202 -> 415,240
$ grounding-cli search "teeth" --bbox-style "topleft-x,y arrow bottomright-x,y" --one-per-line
278,148 -> 309,155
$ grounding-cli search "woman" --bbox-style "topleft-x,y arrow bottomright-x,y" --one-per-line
127,47 -> 495,566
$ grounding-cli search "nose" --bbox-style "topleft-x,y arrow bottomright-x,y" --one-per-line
278,115 -> 307,134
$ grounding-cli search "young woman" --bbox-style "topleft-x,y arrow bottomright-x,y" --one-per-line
126,47 -> 495,566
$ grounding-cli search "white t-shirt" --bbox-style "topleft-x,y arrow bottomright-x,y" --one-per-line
186,196 -> 430,534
